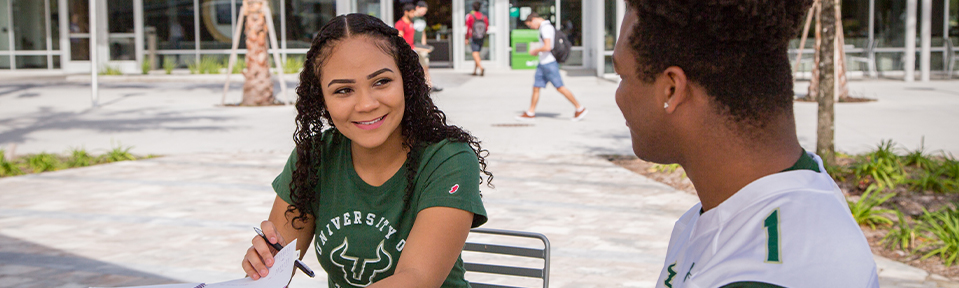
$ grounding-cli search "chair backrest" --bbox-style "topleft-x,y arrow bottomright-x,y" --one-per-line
463,228 -> 551,288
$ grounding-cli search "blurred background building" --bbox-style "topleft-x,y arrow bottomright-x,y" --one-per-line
0,0 -> 956,79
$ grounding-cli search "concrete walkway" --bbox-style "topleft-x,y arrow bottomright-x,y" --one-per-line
1,68 -> 958,287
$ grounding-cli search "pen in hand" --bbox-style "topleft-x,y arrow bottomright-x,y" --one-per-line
254,227 -> 315,278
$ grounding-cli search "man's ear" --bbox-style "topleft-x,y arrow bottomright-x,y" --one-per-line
662,66 -> 689,114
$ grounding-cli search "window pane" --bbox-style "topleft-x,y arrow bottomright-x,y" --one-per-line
16,55 -> 48,69
356,0 -> 380,18
200,0 -> 235,49
0,56 -> 9,69
107,0 -> 134,33
285,0 -> 335,49
603,0 -> 616,51
53,55 -> 60,68
0,0 -> 8,50
110,37 -> 136,60
144,0 -> 196,50
68,0 -> 89,34
13,0 -> 48,50
71,37 -> 90,60
875,0 -> 906,47
560,0 -> 582,46
51,0 -> 60,50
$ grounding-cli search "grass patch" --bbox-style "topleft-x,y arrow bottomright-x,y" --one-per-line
917,204 -> 959,266
229,57 -> 246,74
0,146 -> 152,179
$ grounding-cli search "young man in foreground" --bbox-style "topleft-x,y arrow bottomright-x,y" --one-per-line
612,1 -> 879,287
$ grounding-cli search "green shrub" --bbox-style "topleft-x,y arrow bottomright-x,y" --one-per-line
228,57 -> 246,74
0,150 -> 23,177
853,140 -> 906,189
189,56 -> 225,74
66,148 -> 96,168
163,58 -> 176,74
141,60 -> 151,75
917,204 -> 959,266
906,170 -> 951,193
283,56 -> 304,74
27,153 -> 61,173
100,65 -> 122,75
103,146 -> 136,162
847,185 -> 895,229
882,209 -> 919,251
902,140 -> 938,171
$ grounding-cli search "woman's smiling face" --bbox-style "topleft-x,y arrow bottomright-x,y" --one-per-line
320,36 -> 406,150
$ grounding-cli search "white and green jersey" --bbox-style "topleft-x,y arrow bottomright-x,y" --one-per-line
656,152 -> 879,288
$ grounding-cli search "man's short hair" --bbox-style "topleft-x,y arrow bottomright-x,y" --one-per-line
472,1 -> 482,12
625,0 -> 812,129
416,1 -> 427,8
403,3 -> 416,12
524,12 -> 539,23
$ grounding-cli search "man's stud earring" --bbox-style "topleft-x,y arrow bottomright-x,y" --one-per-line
664,102 -> 669,109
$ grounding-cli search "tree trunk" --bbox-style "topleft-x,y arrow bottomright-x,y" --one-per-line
817,0 -> 837,166
809,1 -> 822,100
241,0 -> 274,106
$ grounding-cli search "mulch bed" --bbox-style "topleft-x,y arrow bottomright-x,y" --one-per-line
606,155 -> 959,281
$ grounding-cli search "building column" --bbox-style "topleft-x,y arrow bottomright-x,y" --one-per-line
495,0 -> 509,68
134,0 -> 144,70
452,0 -> 465,71
592,0 -> 603,77
920,0 -> 931,82
905,0 -> 917,82
336,0 -> 351,15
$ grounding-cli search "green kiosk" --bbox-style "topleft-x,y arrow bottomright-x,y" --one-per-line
511,29 -> 540,70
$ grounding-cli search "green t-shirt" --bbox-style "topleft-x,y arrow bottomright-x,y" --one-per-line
413,16 -> 427,45
272,131 -> 487,288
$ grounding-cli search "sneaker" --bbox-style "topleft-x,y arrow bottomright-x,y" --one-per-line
572,107 -> 588,121
515,111 -> 535,121
430,86 -> 444,92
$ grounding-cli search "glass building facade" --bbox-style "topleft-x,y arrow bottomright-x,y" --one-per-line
2,0 -> 957,79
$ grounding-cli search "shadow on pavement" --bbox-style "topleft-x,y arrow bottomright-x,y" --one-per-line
0,234 -> 181,288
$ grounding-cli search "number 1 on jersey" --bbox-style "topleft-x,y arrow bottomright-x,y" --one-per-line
763,209 -> 781,263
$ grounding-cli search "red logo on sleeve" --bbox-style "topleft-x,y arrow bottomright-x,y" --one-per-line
449,184 -> 460,194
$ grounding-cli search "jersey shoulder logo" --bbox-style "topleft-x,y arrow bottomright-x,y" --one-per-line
664,262 -> 678,288
449,184 -> 460,194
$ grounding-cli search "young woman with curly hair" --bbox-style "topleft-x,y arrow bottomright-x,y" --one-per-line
613,1 -> 878,287
241,13 -> 492,288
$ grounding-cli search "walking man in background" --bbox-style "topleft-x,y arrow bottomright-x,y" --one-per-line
517,12 -> 586,121
395,3 -> 416,49
413,1 -> 442,92
465,1 -> 487,76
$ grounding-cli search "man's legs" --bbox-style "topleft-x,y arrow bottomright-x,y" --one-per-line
557,86 -> 583,111
472,51 -> 484,75
526,87 -> 542,115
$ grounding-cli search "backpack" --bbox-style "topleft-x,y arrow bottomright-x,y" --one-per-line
541,27 -> 573,63
470,13 -> 487,40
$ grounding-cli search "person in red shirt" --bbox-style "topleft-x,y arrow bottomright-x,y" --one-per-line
395,3 -> 416,49
465,1 -> 488,76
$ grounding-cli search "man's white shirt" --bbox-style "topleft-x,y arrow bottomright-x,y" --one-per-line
655,153 -> 880,288
535,20 -> 557,65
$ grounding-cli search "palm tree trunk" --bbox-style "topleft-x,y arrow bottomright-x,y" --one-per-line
808,1 -> 822,100
817,0 -> 837,166
241,0 -> 274,106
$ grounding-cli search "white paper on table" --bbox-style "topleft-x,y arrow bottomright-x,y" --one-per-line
97,239 -> 299,288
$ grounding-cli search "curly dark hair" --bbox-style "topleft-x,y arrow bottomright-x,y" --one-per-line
287,13 -> 493,227
625,0 -> 812,130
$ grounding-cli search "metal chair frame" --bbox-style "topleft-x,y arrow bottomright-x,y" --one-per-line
463,228 -> 551,288
847,39 -> 878,78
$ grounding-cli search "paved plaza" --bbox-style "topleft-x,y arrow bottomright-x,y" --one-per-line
1,68 -> 958,287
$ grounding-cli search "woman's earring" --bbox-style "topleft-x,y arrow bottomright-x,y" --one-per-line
664,102 -> 670,109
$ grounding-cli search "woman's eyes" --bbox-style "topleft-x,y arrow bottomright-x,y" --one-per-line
331,78 -> 392,95
373,78 -> 393,86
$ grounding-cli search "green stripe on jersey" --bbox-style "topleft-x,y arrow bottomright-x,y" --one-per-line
720,281 -> 785,288
782,149 -> 820,173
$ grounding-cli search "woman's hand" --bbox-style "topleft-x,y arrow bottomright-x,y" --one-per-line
242,220 -> 287,280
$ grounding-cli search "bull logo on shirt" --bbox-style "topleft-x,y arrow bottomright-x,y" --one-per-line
330,237 -> 393,286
